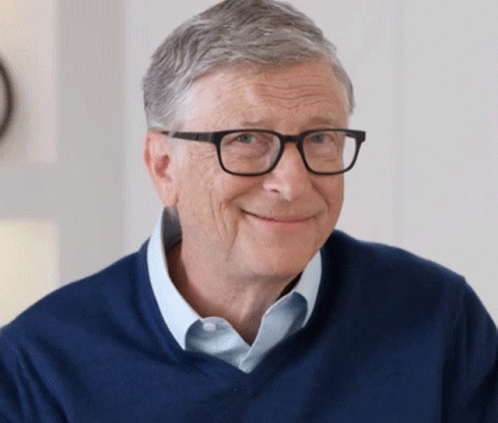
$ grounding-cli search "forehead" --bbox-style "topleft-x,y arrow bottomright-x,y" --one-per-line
184,60 -> 348,130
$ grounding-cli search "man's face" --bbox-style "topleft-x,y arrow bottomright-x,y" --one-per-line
170,60 -> 347,283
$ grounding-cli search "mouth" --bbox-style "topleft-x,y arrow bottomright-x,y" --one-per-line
242,210 -> 316,225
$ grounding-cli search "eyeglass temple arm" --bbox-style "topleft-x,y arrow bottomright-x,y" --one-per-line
160,131 -> 215,142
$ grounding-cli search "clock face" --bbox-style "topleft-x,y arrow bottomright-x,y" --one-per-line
0,58 -> 14,141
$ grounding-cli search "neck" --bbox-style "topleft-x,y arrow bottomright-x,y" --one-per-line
166,241 -> 300,344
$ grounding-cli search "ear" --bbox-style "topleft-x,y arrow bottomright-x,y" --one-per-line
143,130 -> 179,207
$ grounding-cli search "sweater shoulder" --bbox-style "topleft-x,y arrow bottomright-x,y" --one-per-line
1,242 -> 150,345
327,230 -> 466,286
319,231 -> 471,325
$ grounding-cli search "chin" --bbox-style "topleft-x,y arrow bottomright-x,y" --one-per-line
244,249 -> 313,283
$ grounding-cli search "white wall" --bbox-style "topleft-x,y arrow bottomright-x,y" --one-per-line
0,0 -> 124,324
402,0 -> 498,319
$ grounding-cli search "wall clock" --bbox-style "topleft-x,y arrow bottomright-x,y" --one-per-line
0,57 -> 14,141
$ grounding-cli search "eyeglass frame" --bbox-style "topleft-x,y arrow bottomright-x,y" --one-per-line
160,128 -> 366,176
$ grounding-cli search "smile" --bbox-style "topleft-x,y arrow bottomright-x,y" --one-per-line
243,210 -> 315,225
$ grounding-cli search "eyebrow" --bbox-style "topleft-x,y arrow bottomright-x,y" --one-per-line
305,116 -> 343,127
239,116 -> 343,129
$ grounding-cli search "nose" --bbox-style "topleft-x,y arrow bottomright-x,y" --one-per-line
261,142 -> 311,200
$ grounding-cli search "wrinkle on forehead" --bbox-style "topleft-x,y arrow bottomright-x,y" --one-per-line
187,60 -> 348,130
246,82 -> 342,111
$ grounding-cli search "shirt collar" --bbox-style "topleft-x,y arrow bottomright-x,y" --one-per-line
147,209 -> 322,349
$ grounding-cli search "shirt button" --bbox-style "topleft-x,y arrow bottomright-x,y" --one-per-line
202,322 -> 217,332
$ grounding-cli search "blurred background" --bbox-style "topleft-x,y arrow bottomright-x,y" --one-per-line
1,0 -> 497,325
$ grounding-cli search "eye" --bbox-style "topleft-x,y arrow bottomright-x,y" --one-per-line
234,133 -> 257,144
223,131 -> 274,146
307,132 -> 334,144
221,131 -> 277,159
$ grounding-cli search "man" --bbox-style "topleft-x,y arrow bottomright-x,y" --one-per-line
1,0 -> 497,421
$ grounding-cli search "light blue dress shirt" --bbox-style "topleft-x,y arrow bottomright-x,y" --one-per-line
147,209 -> 322,373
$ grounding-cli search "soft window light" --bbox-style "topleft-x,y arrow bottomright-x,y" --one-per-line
0,220 -> 58,325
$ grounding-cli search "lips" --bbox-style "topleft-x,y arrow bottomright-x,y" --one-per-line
243,210 -> 315,223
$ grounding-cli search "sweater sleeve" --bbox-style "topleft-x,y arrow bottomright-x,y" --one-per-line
0,330 -> 27,422
0,328 -> 65,423
444,282 -> 498,422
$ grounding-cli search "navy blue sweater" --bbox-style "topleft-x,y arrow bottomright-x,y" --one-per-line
1,231 -> 497,422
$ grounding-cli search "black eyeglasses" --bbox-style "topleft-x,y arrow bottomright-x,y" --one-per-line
161,128 -> 366,176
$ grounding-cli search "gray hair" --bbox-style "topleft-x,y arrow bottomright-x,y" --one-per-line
143,0 -> 354,130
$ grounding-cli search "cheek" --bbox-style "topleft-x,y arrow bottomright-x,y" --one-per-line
177,148 -> 240,225
322,176 -> 344,223
176,149 -> 217,214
